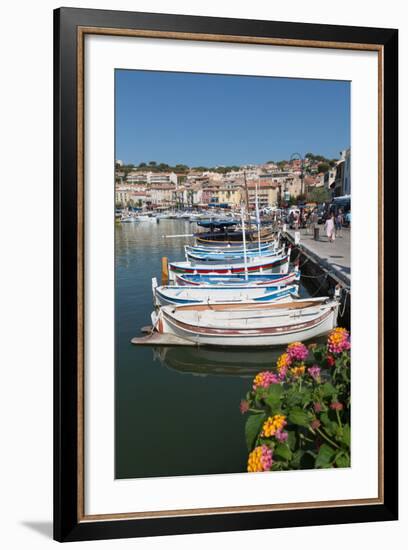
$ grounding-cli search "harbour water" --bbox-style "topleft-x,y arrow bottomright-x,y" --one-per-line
115,219 -> 312,479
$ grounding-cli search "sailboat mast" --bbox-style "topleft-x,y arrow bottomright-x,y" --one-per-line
255,182 -> 261,254
243,170 -> 251,235
241,205 -> 249,280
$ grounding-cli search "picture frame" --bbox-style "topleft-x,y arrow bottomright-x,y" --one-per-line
54,7 -> 398,542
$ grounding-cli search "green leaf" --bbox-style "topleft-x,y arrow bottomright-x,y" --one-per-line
290,449 -> 303,469
245,413 -> 266,451
264,385 -> 283,410
321,383 -> 337,397
315,443 -> 336,468
299,389 -> 312,407
319,412 -> 338,437
335,452 -> 350,468
288,408 -> 311,427
274,443 -> 292,461
341,424 -> 351,448
287,430 -> 297,451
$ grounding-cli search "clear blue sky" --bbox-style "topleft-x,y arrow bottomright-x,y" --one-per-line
115,70 -> 350,166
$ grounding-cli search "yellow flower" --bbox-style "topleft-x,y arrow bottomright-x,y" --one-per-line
247,445 -> 273,472
261,414 -> 287,437
277,352 -> 291,377
290,363 -> 306,378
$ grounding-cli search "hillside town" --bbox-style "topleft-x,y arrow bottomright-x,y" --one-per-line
115,150 -> 350,212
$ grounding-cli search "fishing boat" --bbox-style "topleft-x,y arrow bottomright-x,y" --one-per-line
152,298 -> 339,347
174,269 -> 300,287
194,219 -> 275,245
187,240 -> 278,253
195,230 -> 276,245
185,245 -> 284,263
168,251 -> 291,280
153,282 -> 298,307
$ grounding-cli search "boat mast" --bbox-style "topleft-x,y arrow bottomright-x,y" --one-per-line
241,205 -> 249,280
243,170 -> 251,236
255,181 -> 261,255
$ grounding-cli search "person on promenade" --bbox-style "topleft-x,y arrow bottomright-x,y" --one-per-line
335,209 -> 344,237
325,212 -> 336,243
305,211 -> 311,234
311,209 -> 318,229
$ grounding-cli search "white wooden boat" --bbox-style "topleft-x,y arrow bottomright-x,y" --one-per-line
184,245 -> 284,263
153,282 -> 298,307
174,270 -> 300,287
186,240 -> 278,254
168,251 -> 290,280
152,298 -> 339,347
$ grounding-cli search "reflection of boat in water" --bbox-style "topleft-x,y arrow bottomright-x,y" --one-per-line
152,346 -> 284,377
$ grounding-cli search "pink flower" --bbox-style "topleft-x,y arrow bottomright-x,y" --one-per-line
275,430 -> 289,442
327,328 -> 351,354
287,342 -> 309,361
311,419 -> 321,430
330,401 -> 344,411
308,365 -> 321,382
313,402 -> 323,413
252,371 -> 280,391
260,445 -> 273,471
240,399 -> 250,414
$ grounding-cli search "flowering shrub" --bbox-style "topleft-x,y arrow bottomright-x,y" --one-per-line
241,329 -> 351,472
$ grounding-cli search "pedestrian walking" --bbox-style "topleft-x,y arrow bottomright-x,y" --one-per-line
325,213 -> 336,243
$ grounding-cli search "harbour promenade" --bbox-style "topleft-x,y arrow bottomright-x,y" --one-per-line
285,226 -> 350,288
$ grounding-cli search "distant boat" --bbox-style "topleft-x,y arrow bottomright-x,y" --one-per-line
120,214 -> 139,223
174,269 -> 300,287
168,251 -> 291,280
153,283 -> 298,307
152,298 -> 339,347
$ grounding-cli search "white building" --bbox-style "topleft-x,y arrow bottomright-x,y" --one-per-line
147,172 -> 178,186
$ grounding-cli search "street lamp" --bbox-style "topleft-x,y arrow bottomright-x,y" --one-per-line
290,152 -> 304,198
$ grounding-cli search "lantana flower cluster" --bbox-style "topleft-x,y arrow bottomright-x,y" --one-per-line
275,342 -> 309,382
247,445 -> 273,472
327,327 -> 351,354
252,371 -> 279,391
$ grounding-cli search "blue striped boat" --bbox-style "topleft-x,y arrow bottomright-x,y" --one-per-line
153,283 -> 299,307
174,269 -> 300,287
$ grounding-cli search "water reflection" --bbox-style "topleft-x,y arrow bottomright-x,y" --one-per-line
152,346 -> 284,378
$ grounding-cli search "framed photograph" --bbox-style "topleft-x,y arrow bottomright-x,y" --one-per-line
54,7 -> 398,542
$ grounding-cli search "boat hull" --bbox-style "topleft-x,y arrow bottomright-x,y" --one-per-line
185,246 -> 284,263
174,270 -> 300,287
154,284 -> 298,307
169,254 -> 290,280
156,300 -> 339,347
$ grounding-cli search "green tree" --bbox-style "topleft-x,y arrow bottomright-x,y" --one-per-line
306,187 -> 330,203
317,162 -> 330,174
